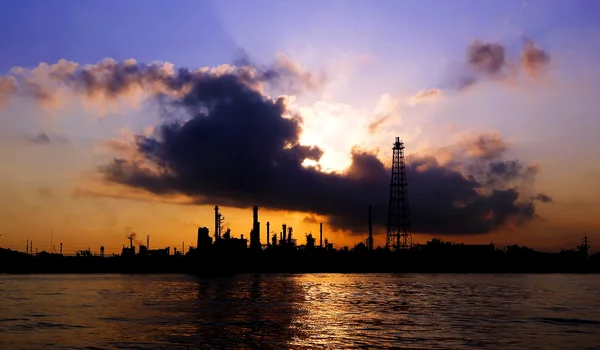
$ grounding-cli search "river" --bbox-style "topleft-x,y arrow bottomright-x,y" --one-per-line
1,274 -> 599,349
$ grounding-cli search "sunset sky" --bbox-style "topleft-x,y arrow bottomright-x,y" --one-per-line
1,0 -> 599,255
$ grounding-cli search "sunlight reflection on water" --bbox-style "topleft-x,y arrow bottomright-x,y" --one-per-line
1,273 -> 599,349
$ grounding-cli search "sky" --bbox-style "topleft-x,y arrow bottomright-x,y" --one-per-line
1,0 -> 599,255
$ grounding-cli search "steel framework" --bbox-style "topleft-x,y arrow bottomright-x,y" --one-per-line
386,137 -> 412,250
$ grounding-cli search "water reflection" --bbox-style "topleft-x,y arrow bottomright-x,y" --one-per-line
1,274 -> 599,349
180,274 -> 309,348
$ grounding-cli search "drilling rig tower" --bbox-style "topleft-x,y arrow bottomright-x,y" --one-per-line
386,137 -> 412,250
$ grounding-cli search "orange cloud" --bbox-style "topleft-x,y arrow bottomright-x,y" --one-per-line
0,76 -> 17,106
367,93 -> 400,134
408,88 -> 443,105
520,38 -> 551,78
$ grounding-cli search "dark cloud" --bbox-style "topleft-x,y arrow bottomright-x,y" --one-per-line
303,214 -> 319,224
99,67 -> 547,236
467,132 -> 507,160
27,133 -> 50,144
532,193 -> 553,203
25,133 -> 68,145
453,40 -> 512,90
468,41 -> 507,76
450,37 -> 551,90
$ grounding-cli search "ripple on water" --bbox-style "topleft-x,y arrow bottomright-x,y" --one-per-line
0,273 -> 600,349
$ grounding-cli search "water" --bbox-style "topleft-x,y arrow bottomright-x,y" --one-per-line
1,274 -> 599,349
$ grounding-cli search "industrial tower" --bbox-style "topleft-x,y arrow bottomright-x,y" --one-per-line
250,206 -> 261,251
367,204 -> 374,251
386,137 -> 412,250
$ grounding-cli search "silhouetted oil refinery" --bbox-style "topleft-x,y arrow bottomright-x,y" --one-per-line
1,138 -> 599,274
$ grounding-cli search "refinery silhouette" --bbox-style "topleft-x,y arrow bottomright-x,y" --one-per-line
1,137 -> 598,274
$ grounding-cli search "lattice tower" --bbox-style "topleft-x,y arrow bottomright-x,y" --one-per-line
386,137 -> 412,250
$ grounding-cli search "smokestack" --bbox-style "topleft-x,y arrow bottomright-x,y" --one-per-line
26,239 -> 28,255
251,206 -> 261,250
147,234 -> 150,249
266,221 -> 271,246
214,206 -> 220,240
282,224 -> 287,245
60,242 -> 63,255
368,204 -> 373,251
319,223 -> 323,248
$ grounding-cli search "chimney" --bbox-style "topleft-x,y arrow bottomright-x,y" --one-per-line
319,223 -> 323,248
282,224 -> 287,245
214,206 -> 220,240
251,206 -> 261,250
368,204 -> 373,251
266,222 -> 271,246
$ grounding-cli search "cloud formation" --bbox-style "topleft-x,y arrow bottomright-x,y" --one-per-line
520,38 -> 551,78
97,65 -> 550,236
0,76 -> 17,106
367,93 -> 400,134
0,54 -> 323,112
468,41 -> 507,76
532,193 -> 553,203
451,37 -> 551,90
25,132 -> 68,145
408,88 -> 443,105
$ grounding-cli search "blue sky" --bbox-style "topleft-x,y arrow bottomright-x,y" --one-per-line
0,0 -> 599,252
3,0 -> 597,75
2,0 -> 598,110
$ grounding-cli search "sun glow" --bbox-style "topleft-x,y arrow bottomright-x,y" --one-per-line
294,99 -> 378,173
